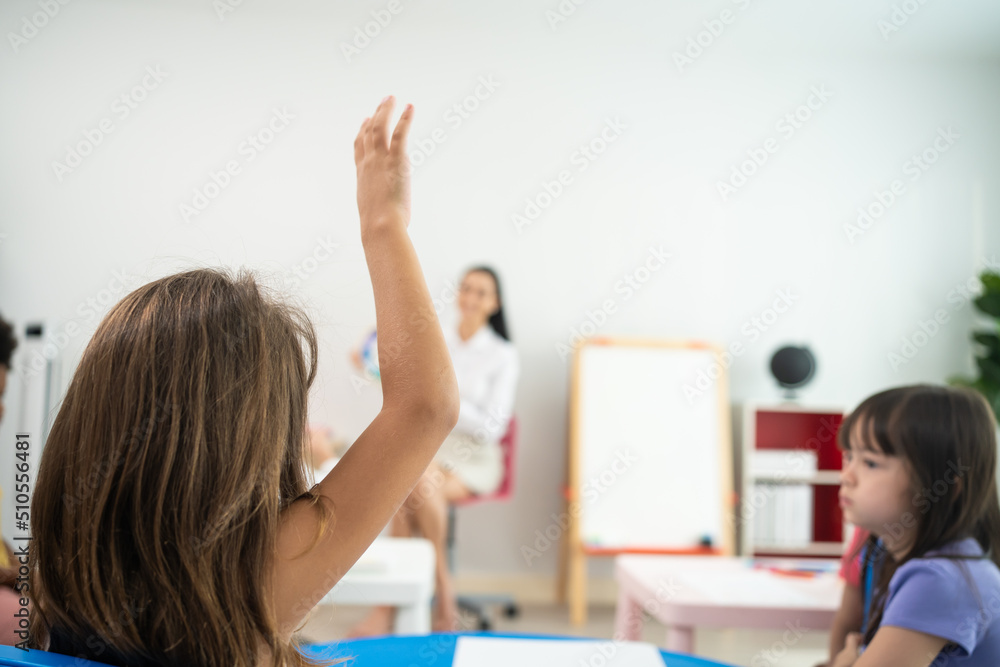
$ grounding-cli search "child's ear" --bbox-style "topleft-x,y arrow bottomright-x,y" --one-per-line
950,478 -> 963,502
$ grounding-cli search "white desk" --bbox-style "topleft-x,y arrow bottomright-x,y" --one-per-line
614,555 -> 843,653
321,537 -> 435,635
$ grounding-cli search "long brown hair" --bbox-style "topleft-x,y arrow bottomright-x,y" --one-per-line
837,384 -> 1000,645
29,268 -> 336,667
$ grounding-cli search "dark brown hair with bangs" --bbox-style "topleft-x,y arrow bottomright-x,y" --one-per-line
28,268 -> 336,667
837,384 -> 1000,645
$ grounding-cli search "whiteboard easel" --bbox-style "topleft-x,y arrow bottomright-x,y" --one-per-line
556,337 -> 734,626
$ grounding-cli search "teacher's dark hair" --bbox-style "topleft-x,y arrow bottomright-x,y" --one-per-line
466,266 -> 510,342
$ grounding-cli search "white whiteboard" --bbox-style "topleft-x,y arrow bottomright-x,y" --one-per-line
573,339 -> 732,552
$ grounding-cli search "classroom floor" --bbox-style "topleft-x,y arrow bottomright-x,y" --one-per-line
297,602 -> 831,667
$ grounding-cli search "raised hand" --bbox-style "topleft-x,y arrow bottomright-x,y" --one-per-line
354,95 -> 413,231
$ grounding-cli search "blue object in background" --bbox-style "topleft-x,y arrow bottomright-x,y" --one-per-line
361,329 -> 380,381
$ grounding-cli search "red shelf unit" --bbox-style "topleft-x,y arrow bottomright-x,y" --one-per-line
741,403 -> 846,558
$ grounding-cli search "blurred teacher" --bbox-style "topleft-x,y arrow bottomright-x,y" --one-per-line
351,265 -> 519,635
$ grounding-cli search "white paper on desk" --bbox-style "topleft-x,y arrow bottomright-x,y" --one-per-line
453,636 -> 665,667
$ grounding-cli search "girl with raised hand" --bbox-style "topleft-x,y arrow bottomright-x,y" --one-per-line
29,95 -> 459,667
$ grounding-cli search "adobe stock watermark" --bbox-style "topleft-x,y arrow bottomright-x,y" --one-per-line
716,85 -> 833,203
399,409 -> 512,496
749,620 -> 808,667
880,459 -> 969,543
886,255 -> 998,371
408,75 -> 500,170
7,0 -> 73,54
276,235 -> 341,291
349,279 -> 462,395
730,416 -> 839,531
14,597 -> 151,653
340,0 -> 410,63
843,126 -> 959,244
544,0 -> 591,31
555,245 -> 671,361
521,448 -> 638,566
877,0 -> 932,41
512,116 -> 628,234
404,418 -> 516,514
17,268 -> 140,382
602,577 -> 683,654
178,107 -> 295,223
278,565 -> 351,638
672,0 -> 756,73
683,288 -> 799,404
471,406 -> 511,446
62,397 -> 178,513
955,590 -> 1000,655
213,0 -> 246,21
51,65 -> 169,182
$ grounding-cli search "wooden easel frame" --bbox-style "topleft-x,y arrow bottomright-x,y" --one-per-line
556,337 -> 735,626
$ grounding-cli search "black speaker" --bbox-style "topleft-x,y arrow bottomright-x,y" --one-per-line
770,345 -> 815,398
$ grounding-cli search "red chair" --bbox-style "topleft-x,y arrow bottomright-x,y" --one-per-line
446,416 -> 520,630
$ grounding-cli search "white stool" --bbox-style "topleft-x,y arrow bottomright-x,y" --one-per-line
320,537 -> 435,635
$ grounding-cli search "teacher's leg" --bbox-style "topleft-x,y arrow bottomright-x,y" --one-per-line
404,461 -> 471,632
347,462 -> 469,636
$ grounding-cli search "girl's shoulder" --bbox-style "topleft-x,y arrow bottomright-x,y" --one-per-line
882,539 -> 1000,662
892,538 -> 1000,597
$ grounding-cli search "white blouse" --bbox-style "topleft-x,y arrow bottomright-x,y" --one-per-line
442,322 -> 519,444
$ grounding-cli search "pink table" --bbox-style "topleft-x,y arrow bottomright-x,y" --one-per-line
614,555 -> 842,653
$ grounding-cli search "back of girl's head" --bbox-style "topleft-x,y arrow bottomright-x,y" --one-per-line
30,268 -> 328,667
838,384 -> 1000,564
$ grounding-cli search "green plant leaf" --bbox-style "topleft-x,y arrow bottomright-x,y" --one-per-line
973,332 -> 1000,363
980,271 -> 1000,293
952,273 -> 1000,421
976,357 -> 1000,386
974,293 -> 1000,319
947,374 -> 973,387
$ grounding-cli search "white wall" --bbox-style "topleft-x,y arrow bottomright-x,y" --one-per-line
0,0 -> 999,581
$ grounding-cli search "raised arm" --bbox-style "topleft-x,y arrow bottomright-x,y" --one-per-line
269,96 -> 460,636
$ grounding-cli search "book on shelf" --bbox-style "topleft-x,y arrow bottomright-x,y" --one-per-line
751,483 -> 813,549
751,449 -> 818,479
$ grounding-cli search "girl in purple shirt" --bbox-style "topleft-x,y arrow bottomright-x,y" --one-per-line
831,384 -> 1000,667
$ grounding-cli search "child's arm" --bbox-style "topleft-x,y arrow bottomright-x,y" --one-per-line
825,583 -> 863,665
832,628 -> 948,667
268,96 -> 460,637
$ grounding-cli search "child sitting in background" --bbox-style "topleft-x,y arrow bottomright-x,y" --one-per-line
829,385 -> 1000,667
